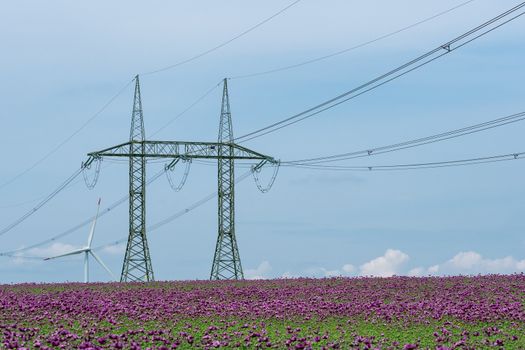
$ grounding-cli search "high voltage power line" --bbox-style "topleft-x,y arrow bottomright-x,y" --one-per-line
230,0 -> 477,80
0,162 -> 171,239
3,106 -> 524,250
173,109 -> 525,168
4,0 -> 477,192
0,168 -> 85,237
148,80 -> 222,138
0,78 -> 241,262
4,144 -> 524,259
0,79 -> 134,193
96,170 -> 253,254
0,162 -> 116,209
285,151 -> 525,171
0,171 -> 88,209
0,168 -> 167,257
2,1 -> 513,200
234,2 -> 525,143
0,79 -> 222,209
0,197 -> 47,210
283,110 -> 525,165
0,1 -> 302,196
2,2 -> 525,274
4,103 -> 525,254
3,1 -> 519,196
140,0 -> 303,76
0,170 -> 253,259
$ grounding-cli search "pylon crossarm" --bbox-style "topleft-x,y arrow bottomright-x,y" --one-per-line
228,143 -> 271,161
88,141 -> 273,161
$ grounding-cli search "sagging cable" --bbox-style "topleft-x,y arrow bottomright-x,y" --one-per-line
82,156 -> 102,190
165,158 -> 191,191
252,160 -> 280,193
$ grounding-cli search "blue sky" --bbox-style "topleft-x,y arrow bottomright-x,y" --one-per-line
1,0 -> 524,282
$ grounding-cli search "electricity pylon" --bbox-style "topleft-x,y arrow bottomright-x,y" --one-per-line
85,76 -> 277,282
210,79 -> 243,280
121,75 -> 154,282
114,75 -> 155,282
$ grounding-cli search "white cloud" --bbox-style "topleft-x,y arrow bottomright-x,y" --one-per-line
428,265 -> 440,274
304,267 -> 340,278
408,267 -> 424,276
304,263 -> 356,278
408,265 -> 442,276
342,264 -> 355,273
375,251 -> 525,277
443,251 -> 525,274
258,250 -> 525,280
245,261 -> 272,280
449,251 -> 483,269
406,252 -> 525,276
360,249 -> 409,277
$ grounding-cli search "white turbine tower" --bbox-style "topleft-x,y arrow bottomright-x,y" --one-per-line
45,198 -> 115,282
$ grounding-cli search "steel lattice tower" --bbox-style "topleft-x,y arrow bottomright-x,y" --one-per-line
86,77 -> 275,281
210,79 -> 244,280
121,75 -> 154,282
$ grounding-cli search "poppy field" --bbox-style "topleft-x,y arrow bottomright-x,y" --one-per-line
1,275 -> 525,349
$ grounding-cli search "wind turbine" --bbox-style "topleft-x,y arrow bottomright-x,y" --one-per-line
45,198 -> 115,282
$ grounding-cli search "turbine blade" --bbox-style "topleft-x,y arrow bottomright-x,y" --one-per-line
89,251 -> 115,280
87,198 -> 102,248
45,248 -> 87,260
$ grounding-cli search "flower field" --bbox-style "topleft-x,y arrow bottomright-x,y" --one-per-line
1,275 -> 525,349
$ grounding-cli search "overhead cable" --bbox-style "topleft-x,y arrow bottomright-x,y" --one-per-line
0,163 -> 114,210
0,177 -> 84,209
0,168 -> 166,257
0,167 -> 84,237
141,0 -> 303,76
285,151 -> 525,171
149,81 -> 222,138
231,0 -> 477,79
91,170 -> 253,252
1,170 -> 253,259
234,3 -> 525,143
284,110 -> 525,165
0,79 -> 133,192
